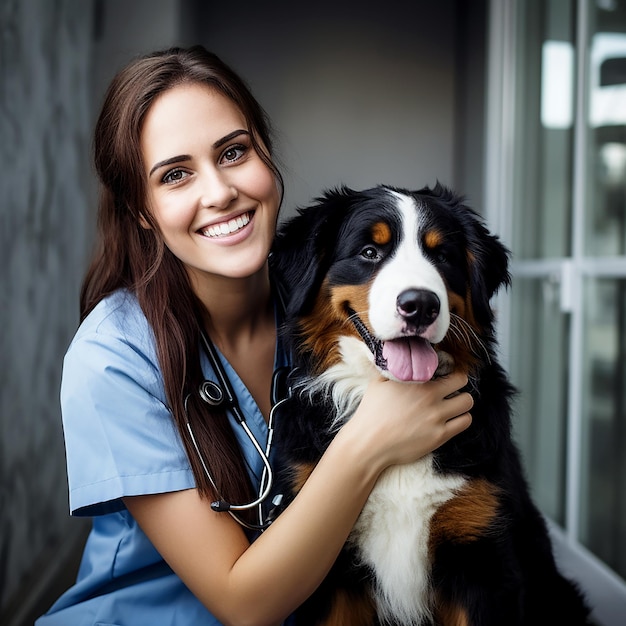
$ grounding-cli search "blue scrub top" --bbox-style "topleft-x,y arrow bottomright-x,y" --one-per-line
36,289 -> 293,626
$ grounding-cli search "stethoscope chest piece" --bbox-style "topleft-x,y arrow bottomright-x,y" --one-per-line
199,380 -> 225,407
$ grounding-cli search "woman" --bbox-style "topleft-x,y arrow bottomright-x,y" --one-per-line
37,45 -> 473,626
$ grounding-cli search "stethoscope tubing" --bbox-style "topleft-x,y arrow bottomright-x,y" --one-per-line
185,328 -> 286,531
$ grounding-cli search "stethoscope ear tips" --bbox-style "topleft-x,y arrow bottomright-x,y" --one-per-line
199,380 -> 225,407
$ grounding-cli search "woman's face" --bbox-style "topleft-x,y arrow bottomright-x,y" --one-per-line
141,83 -> 281,287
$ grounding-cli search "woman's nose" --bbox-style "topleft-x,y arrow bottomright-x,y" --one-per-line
199,169 -> 238,209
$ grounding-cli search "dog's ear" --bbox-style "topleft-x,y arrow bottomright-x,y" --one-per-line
271,187 -> 355,316
425,184 -> 511,326
464,211 -> 511,329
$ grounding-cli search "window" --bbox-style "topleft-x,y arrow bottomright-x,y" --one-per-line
485,1 -> 626,623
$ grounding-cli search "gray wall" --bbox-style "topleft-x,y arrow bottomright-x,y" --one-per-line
195,0 -> 467,216
1,0 -> 94,622
0,1 -> 486,622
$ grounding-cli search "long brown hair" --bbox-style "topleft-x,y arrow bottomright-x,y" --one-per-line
82,45 -> 284,507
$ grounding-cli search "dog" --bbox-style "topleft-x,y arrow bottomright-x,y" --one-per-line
270,183 -> 592,626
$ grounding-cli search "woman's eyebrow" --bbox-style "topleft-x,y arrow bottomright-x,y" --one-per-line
149,155 -> 191,177
148,129 -> 250,177
213,129 -> 249,149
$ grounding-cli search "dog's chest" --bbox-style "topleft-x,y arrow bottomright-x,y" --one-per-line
349,456 -> 467,625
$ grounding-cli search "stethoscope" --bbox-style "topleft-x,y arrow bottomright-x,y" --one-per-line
184,326 -> 291,532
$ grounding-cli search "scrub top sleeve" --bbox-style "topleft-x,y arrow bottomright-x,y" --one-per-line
61,331 -> 195,517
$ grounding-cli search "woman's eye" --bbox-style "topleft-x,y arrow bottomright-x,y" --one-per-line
360,246 -> 380,260
162,169 -> 188,185
221,144 -> 247,164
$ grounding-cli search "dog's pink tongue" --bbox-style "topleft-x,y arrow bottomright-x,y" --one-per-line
382,338 -> 438,382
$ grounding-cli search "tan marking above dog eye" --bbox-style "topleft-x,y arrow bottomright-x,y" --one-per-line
371,221 -> 392,245
424,229 -> 443,249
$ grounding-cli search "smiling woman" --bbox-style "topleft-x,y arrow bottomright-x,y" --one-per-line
35,45 -> 473,626
141,84 -> 281,283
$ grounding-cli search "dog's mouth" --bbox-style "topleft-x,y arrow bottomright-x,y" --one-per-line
346,307 -> 439,382
382,337 -> 439,382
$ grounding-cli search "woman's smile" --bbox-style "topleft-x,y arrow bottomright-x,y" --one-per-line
200,210 -> 253,238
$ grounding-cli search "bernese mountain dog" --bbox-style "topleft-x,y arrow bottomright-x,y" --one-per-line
270,183 -> 592,626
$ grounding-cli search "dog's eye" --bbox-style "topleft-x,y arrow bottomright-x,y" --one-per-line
428,246 -> 449,264
360,246 -> 380,261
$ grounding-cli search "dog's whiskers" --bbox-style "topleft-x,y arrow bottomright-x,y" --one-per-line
448,313 -> 491,364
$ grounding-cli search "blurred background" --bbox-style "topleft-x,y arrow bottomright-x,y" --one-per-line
1,1 -> 626,624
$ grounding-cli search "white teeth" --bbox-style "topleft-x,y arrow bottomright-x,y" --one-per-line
203,212 -> 250,238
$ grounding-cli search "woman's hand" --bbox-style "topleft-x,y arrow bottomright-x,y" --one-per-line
342,371 -> 473,471
125,372 -> 472,626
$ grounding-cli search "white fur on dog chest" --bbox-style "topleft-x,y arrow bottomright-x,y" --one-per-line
349,456 -> 467,625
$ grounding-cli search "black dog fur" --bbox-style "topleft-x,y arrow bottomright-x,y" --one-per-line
270,183 -> 592,626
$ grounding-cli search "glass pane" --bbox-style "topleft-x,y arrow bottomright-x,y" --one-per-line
585,4 -> 626,256
508,276 -> 569,524
511,0 -> 575,260
579,277 -> 626,580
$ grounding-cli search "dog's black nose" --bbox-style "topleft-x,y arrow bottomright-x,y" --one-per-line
396,288 -> 440,328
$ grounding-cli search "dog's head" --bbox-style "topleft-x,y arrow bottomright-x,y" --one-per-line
272,183 -> 510,382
